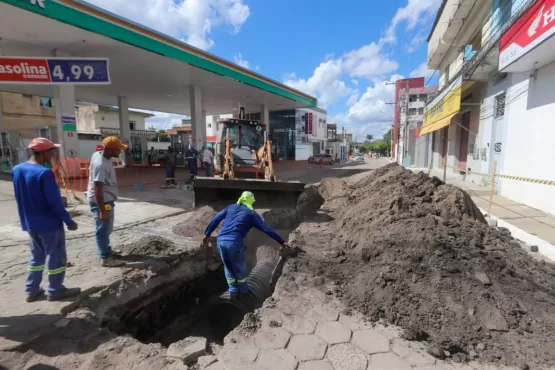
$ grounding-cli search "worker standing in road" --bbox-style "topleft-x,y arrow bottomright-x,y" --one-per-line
12,138 -> 81,302
203,191 -> 290,298
186,144 -> 199,182
163,146 -> 177,187
202,146 -> 213,177
87,136 -> 127,267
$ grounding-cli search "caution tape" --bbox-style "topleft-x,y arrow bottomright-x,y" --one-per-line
445,165 -> 555,186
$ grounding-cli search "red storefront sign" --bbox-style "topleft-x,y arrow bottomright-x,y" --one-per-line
500,0 -> 555,70
308,113 -> 313,135
0,57 -> 51,83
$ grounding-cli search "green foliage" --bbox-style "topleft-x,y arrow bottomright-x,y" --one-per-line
156,129 -> 171,142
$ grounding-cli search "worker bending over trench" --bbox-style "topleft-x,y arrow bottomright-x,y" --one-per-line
203,191 -> 290,298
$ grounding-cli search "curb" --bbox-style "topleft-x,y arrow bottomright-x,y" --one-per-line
478,206 -> 555,261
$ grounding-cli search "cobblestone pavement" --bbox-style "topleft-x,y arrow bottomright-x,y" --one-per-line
199,254 -> 521,370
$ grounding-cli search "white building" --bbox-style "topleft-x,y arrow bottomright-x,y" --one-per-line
423,0 -> 555,215
397,86 -> 437,167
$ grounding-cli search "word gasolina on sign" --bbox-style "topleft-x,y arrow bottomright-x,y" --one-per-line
0,57 -> 110,85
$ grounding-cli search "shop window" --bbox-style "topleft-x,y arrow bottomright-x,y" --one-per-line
39,97 -> 52,108
494,94 -> 505,118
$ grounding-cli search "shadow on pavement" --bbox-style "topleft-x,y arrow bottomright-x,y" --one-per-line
0,313 -> 115,359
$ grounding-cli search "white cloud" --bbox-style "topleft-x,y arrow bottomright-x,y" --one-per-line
234,53 -> 250,69
407,33 -> 428,53
284,59 -> 354,108
332,75 -> 405,138
410,62 -> 436,78
143,111 -> 189,130
85,0 -> 250,50
283,41 -> 398,107
383,0 -> 442,44
343,43 -> 399,79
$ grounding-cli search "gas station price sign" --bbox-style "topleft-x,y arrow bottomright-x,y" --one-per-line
0,57 -> 110,84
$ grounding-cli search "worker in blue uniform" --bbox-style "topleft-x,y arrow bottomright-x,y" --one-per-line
185,144 -> 199,181
203,191 -> 290,298
12,138 -> 81,302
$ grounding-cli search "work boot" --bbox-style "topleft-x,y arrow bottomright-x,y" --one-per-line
47,287 -> 81,301
111,248 -> 122,256
26,288 -> 45,303
101,257 -> 126,267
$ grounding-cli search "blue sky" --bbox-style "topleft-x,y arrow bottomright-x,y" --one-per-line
87,0 -> 441,138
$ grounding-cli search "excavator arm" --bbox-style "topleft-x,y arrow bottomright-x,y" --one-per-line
256,141 -> 276,182
222,137 -> 234,180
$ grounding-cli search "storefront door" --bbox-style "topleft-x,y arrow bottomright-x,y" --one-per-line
458,111 -> 471,169
441,126 -> 448,168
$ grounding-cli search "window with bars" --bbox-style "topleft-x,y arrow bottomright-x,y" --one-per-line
494,93 -> 505,118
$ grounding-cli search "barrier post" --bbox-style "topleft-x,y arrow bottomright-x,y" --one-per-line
427,159 -> 433,176
488,160 -> 498,216
442,141 -> 449,182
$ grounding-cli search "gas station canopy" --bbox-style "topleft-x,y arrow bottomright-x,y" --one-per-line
0,0 -> 317,115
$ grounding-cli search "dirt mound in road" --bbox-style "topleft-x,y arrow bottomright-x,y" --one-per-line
289,163 -> 555,368
120,235 -> 178,258
172,206 -> 219,237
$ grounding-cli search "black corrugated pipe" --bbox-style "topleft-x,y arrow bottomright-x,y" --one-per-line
208,260 -> 276,339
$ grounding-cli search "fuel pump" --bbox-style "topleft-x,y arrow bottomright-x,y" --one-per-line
1,131 -> 22,173
130,136 -> 143,165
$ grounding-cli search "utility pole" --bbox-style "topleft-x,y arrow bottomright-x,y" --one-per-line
385,80 -> 399,162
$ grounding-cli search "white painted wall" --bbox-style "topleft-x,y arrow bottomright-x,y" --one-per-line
206,114 -> 233,137
295,143 -> 312,161
499,62 -> 555,215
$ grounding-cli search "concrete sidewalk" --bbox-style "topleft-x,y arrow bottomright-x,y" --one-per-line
411,167 -> 555,251
0,179 -> 194,246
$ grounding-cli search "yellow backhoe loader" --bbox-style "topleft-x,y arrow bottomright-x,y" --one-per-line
193,118 -> 305,209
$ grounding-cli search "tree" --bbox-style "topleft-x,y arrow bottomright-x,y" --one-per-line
365,134 -> 374,142
147,126 -> 157,131
383,128 -> 392,147
156,129 -> 171,142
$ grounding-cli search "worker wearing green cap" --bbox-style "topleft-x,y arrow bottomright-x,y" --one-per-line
203,191 -> 290,298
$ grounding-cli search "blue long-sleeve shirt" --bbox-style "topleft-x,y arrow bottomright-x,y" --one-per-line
205,204 -> 285,245
12,163 -> 75,233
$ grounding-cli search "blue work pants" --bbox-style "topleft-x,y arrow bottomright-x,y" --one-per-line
217,240 -> 248,296
188,159 -> 198,176
90,202 -> 115,260
165,166 -> 176,184
26,228 -> 67,297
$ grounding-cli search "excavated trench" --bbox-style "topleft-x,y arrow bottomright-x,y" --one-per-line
102,207 -> 301,349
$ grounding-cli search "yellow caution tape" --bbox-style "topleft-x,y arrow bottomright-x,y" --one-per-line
444,165 -> 555,186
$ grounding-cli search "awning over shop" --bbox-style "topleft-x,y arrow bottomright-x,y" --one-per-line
420,76 -> 462,135
419,112 -> 457,135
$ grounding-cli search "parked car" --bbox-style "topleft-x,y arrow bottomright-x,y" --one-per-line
308,153 -> 334,165
354,155 -> 364,161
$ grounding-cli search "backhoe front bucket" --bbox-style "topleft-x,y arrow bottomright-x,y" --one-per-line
193,177 -> 306,209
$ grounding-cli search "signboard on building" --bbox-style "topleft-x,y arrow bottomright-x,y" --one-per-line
0,57 -> 111,84
422,76 -> 462,127
500,0 -> 555,71
308,113 -> 313,135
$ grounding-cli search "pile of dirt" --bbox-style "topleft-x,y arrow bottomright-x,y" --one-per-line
120,235 -> 177,258
289,163 -> 555,367
173,206 -> 219,237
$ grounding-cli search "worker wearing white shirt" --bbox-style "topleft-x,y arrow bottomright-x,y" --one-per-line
202,147 -> 214,177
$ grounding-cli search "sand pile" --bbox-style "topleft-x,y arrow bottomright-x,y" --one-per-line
172,206 -> 219,237
120,235 -> 177,258
290,163 -> 555,367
